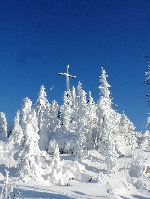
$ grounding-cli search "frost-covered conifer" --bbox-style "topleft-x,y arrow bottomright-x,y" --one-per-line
0,112 -> 7,141
49,142 -> 62,185
119,112 -> 135,147
36,85 -> 50,128
86,91 -> 97,149
141,130 -> 150,149
36,85 -> 50,151
76,81 -> 87,120
51,142 -> 61,167
9,110 -> 23,145
48,100 -> 59,139
105,134 -> 117,173
73,82 -> 95,157
20,97 -> 32,130
60,90 -> 73,132
96,68 -> 118,154
17,110 -> 43,182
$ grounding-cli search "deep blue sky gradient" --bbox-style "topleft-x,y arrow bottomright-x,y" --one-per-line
0,0 -> 150,131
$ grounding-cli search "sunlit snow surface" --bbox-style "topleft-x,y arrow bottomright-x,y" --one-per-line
0,142 -> 149,199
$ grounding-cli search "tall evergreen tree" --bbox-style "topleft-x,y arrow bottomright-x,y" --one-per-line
36,85 -> 50,151
96,67 -> 118,155
86,91 -> 97,148
74,82 -> 96,157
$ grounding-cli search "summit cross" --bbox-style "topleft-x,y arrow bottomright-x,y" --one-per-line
58,65 -> 76,91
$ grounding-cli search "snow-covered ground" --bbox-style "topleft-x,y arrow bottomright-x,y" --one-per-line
0,143 -> 150,199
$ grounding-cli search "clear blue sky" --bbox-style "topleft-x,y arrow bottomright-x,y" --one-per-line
0,0 -> 150,131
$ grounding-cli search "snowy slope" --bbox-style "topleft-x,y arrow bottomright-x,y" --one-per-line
0,144 -> 150,199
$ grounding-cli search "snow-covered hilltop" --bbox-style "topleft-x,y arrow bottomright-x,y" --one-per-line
0,67 -> 149,199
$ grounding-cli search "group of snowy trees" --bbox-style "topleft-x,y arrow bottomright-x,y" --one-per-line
0,68 -> 137,156
0,66 -> 149,184
0,68 -> 138,167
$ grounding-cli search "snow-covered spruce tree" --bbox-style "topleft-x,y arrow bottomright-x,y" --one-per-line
57,89 -> 77,153
60,90 -> 73,132
0,112 -> 7,141
76,81 -> 87,120
36,85 -> 50,127
9,110 -> 23,146
105,133 -> 117,173
50,141 -> 61,169
96,67 -> 119,155
36,85 -> 50,151
20,97 -> 32,131
69,86 -> 78,132
49,142 -> 67,185
48,100 -> 59,139
86,91 -> 97,148
49,141 -> 86,185
17,110 -> 43,182
73,82 -> 95,158
118,112 -> 136,152
140,130 -> 150,149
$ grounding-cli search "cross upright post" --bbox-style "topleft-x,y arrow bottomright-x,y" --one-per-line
59,65 -> 76,91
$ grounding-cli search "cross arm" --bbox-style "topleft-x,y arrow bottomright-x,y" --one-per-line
68,75 -> 76,78
58,73 -> 66,76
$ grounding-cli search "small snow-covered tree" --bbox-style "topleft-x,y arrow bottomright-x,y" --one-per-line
60,90 -> 73,132
51,142 -> 61,168
48,100 -> 59,139
49,142 -> 63,185
119,112 -> 136,147
141,130 -> 150,149
9,110 -> 23,145
36,85 -> 50,151
36,85 -> 50,128
0,112 -> 7,141
49,142 -> 87,185
17,110 -> 43,182
86,91 -> 97,149
76,81 -> 87,120
20,97 -> 32,131
105,133 -> 117,173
